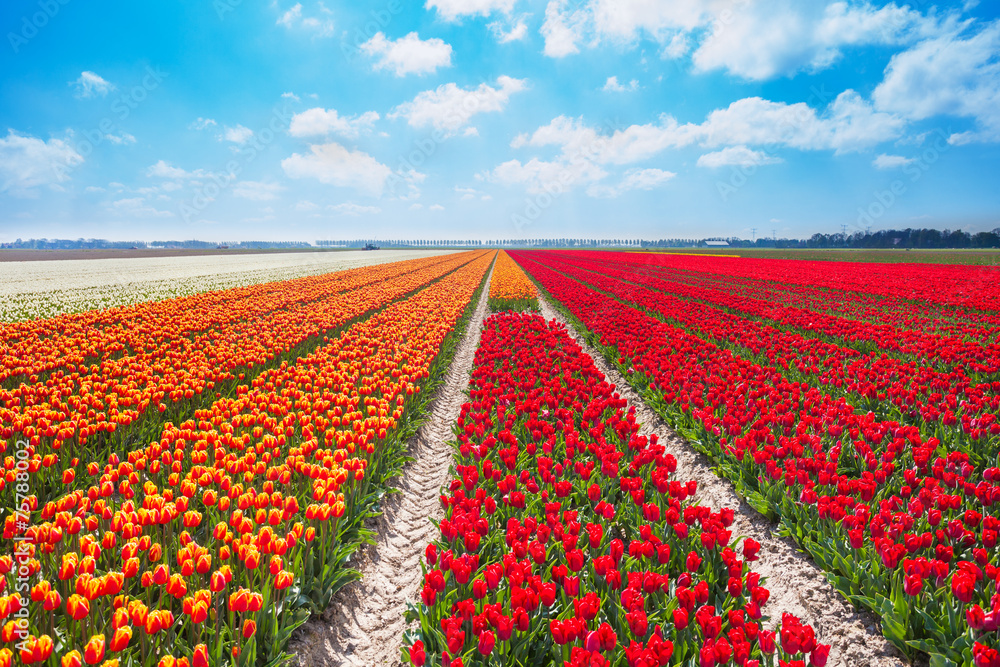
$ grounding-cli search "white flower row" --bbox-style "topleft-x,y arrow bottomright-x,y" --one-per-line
0,249 -> 456,323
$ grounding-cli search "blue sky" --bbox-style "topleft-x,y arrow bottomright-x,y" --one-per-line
1,0 -> 999,242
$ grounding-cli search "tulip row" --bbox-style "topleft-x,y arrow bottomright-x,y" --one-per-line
611,250 -> 1000,311
547,251 -> 1000,375
0,251 -> 494,667
487,251 -> 538,312
0,252 -> 481,507
606,254 -> 1000,346
404,311 -> 828,667
522,252 -> 999,456
510,250 -> 1000,666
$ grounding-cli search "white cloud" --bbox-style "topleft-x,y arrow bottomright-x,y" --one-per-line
0,130 -> 84,197
105,132 -> 136,145
282,142 -> 392,196
409,203 -> 424,210
276,3 -> 334,36
277,3 -> 302,26
72,71 -> 115,98
489,20 -> 528,43
294,199 -> 319,211
602,76 -> 639,92
361,32 -> 453,77
328,202 -> 382,216
691,2 -> 944,80
493,90 -> 902,194
85,186 -> 105,193
586,167 -> 675,197
485,156 -> 608,194
222,125 -> 254,144
429,204 -> 445,211
872,153 -> 916,169
426,0 -> 516,21
281,92 -> 301,102
190,118 -> 217,130
111,197 -> 173,218
532,1 -> 954,80
873,21 -> 1000,143
233,180 -> 285,200
146,160 -> 209,180
390,75 -> 527,136
542,0 -> 585,57
697,145 -> 783,168
289,108 -> 380,138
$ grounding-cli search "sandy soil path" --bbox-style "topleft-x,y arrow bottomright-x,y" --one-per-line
536,296 -> 908,667
289,264 -> 494,667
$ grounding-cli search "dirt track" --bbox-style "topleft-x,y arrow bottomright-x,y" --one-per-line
289,263 -> 494,667
536,296 -> 907,667
289,281 -> 908,667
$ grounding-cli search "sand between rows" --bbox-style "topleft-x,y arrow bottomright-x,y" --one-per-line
537,296 -> 907,667
289,280 -> 906,667
289,263 -> 495,667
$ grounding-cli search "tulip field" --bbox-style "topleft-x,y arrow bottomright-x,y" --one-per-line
3,247 -> 999,667
496,249 -> 999,667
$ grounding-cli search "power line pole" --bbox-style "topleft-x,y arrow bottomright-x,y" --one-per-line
750,227 -> 757,242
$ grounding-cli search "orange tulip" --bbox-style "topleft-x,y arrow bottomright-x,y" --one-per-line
192,644 -> 209,667
83,634 -> 105,665
61,650 -> 82,667
109,626 -> 132,652
67,594 -> 90,621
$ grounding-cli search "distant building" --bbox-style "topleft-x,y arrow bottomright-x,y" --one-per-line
705,240 -> 730,247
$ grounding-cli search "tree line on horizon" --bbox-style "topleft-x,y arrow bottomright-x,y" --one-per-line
2,227 -> 998,251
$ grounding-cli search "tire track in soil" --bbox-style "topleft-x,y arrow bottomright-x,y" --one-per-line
536,296 -> 910,667
289,264 -> 495,667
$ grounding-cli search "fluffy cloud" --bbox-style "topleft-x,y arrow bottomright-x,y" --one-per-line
72,71 -> 115,98
289,108 -> 379,139
221,125 -> 254,144
493,89 -> 902,194
276,3 -> 334,36
327,202 -> 382,216
233,180 -> 285,200
390,76 -> 527,136
146,160 -> 208,180
873,21 -> 1000,143
552,90 -> 899,158
603,76 -> 639,92
485,156 -> 608,194
282,142 -> 392,196
691,1 -> 944,80
361,32 -> 452,76
539,0 -> 953,81
542,0 -> 586,57
872,153 -> 916,169
189,118 -> 217,130
425,0 -> 516,21
0,130 -> 84,197
586,167 -> 675,197
489,20 -> 528,43
697,145 -> 783,168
